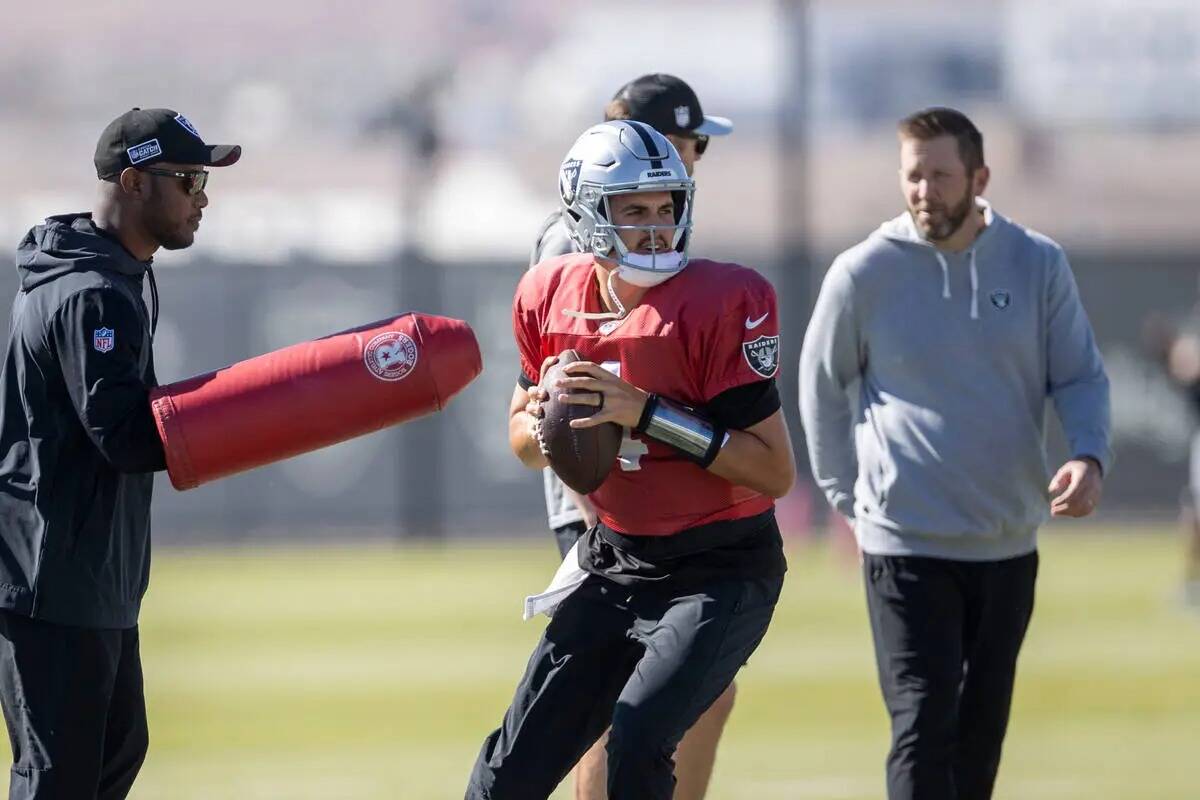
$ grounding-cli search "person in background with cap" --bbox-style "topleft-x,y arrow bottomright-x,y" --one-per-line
0,107 -> 239,799
526,73 -> 734,800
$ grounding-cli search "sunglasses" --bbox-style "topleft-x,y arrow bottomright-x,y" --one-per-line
670,133 -> 709,156
140,167 -> 209,195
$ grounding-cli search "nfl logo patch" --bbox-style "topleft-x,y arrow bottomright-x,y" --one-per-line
674,105 -> 691,128
93,327 -> 115,353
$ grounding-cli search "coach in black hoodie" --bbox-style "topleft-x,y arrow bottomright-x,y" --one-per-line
0,108 -> 239,800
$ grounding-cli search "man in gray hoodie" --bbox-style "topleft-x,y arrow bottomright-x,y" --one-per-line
799,107 -> 1111,800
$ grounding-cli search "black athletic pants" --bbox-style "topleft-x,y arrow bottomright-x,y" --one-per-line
465,571 -> 782,800
863,551 -> 1038,800
0,611 -> 148,800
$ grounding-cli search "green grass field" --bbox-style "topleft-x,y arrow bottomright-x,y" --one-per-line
33,525 -> 1200,798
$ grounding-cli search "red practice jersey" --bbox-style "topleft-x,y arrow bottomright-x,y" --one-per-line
514,253 -> 781,536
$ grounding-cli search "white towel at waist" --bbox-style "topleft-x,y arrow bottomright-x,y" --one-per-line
523,538 -> 590,620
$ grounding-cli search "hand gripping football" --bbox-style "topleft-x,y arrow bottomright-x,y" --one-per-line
539,350 -> 622,495
150,313 -> 481,490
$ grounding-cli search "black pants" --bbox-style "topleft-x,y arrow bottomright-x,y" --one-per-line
466,572 -> 782,800
0,611 -> 148,800
863,551 -> 1038,800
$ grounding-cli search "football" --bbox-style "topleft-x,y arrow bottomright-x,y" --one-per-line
539,350 -> 623,495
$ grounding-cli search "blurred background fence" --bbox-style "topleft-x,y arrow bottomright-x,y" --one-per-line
2,0 -> 1198,541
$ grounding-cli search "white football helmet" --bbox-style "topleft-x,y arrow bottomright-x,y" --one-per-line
558,121 -> 695,286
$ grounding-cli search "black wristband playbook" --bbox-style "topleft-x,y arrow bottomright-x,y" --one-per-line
634,394 -> 727,468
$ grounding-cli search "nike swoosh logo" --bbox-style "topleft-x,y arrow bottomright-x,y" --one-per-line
745,313 -> 769,330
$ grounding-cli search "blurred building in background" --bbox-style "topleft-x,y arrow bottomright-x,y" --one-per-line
1,0 -> 1197,540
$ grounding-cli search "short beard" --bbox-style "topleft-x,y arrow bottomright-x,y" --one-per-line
143,182 -> 195,251
156,232 -> 194,251
912,184 -> 975,242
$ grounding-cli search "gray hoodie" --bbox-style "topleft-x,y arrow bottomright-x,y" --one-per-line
799,200 -> 1111,561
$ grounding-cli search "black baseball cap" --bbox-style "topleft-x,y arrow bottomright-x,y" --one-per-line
94,107 -> 241,179
612,74 -> 733,138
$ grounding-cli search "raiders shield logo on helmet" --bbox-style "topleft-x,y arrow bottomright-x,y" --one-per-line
742,334 -> 780,379
559,159 -> 582,205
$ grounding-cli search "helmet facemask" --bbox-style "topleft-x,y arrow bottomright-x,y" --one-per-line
558,121 -> 697,320
597,185 -> 693,282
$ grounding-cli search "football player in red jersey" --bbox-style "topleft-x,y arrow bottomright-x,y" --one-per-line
465,121 -> 795,800
528,74 -> 738,800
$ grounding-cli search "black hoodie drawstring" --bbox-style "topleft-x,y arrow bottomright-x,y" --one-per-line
145,264 -> 159,339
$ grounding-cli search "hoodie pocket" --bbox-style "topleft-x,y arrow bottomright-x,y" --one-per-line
63,473 -> 106,560
855,413 -> 892,511
0,441 -> 35,493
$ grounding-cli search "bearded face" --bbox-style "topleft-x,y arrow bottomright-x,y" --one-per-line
140,163 -> 205,251
899,135 -> 986,244
910,178 -> 976,241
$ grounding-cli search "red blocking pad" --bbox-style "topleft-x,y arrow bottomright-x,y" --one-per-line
150,313 -> 482,490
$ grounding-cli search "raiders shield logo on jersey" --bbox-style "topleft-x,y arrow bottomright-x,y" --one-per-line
990,289 -> 1011,310
743,334 -> 779,379
559,159 -> 582,205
